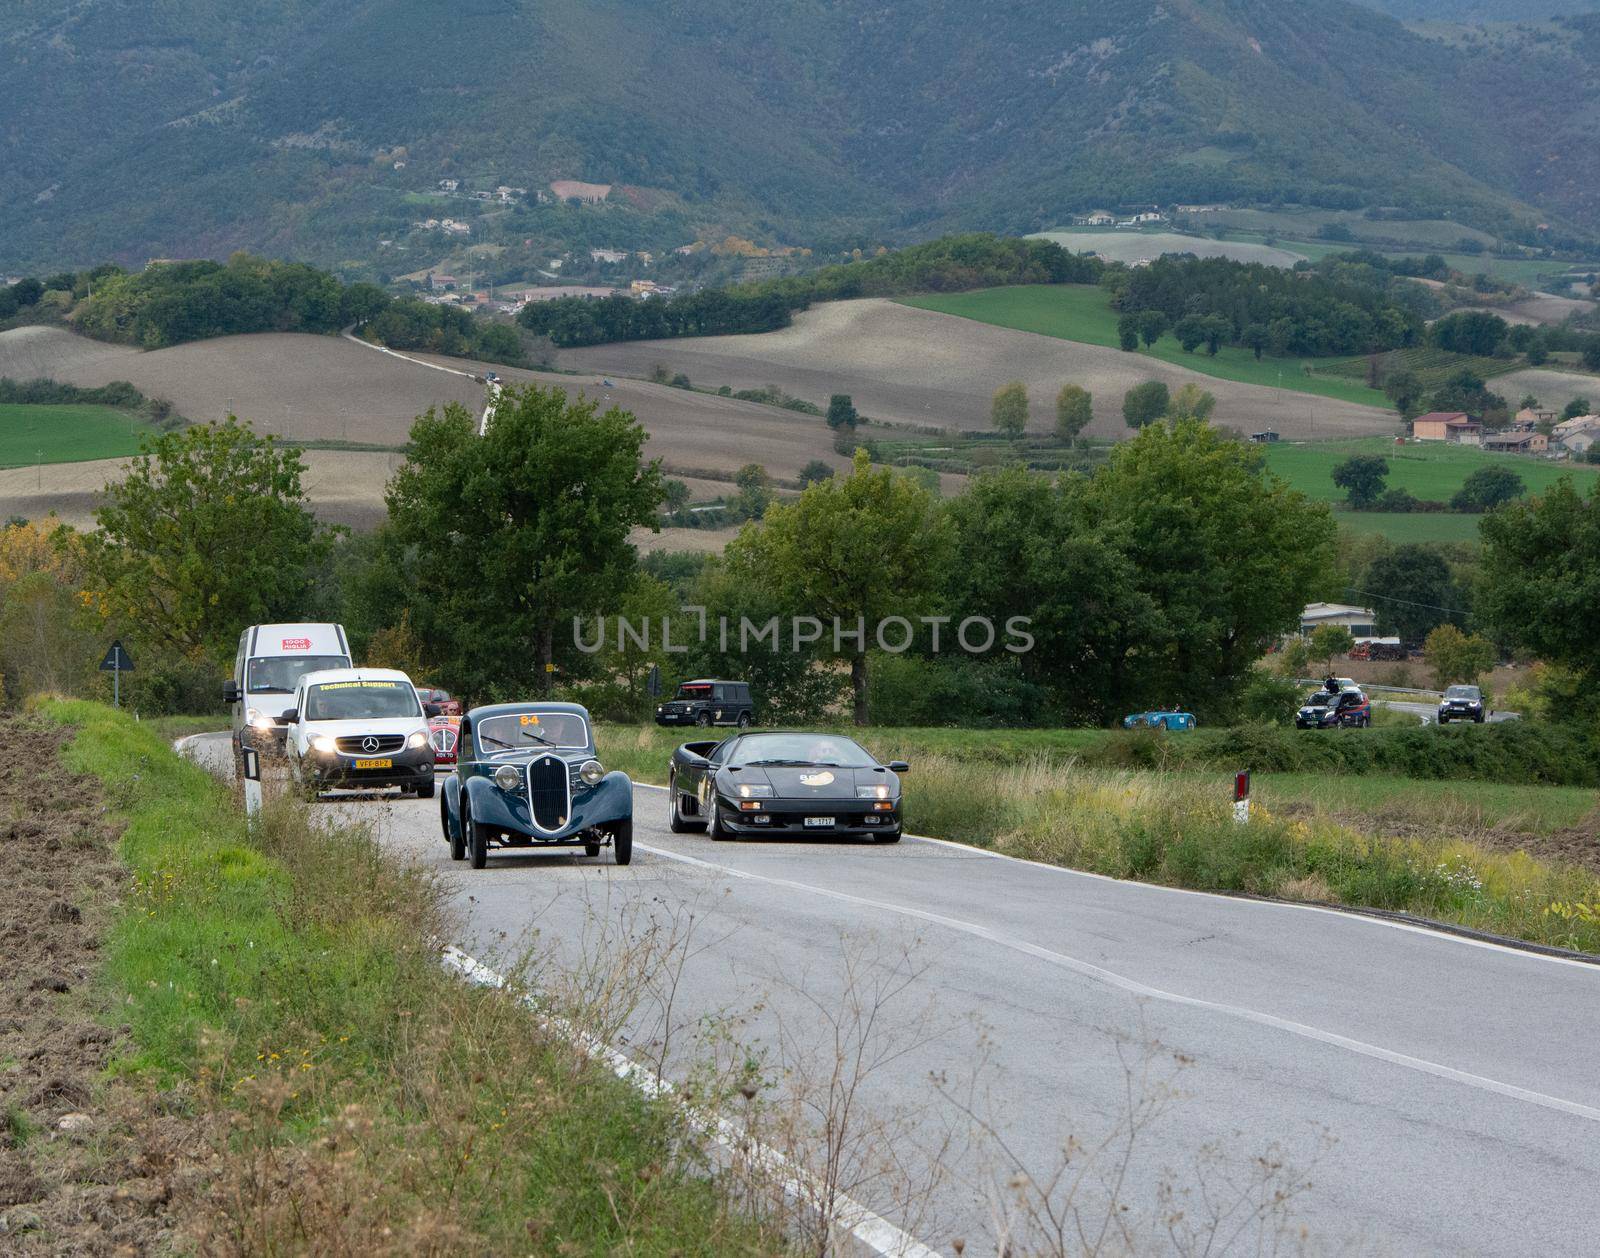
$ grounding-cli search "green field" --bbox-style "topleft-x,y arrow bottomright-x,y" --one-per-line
898,285 -> 1390,408
1262,437 -> 1599,503
1330,512 -> 1485,543
1310,345 -> 1524,391
0,403 -> 152,467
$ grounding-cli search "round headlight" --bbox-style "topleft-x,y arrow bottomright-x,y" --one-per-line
494,764 -> 522,791
311,735 -> 336,754
579,758 -> 605,786
407,730 -> 429,749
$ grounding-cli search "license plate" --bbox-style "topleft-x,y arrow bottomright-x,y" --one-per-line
354,758 -> 392,769
804,816 -> 836,828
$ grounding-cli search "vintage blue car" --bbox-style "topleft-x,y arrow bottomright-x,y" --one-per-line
1122,710 -> 1197,731
439,702 -> 633,868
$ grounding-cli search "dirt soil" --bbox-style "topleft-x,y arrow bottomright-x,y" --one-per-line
0,718 -> 206,1253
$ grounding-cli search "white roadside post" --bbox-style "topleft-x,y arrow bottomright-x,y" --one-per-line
241,746 -> 263,818
1233,770 -> 1251,824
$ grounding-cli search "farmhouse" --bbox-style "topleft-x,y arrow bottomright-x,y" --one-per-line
1481,429 -> 1548,454
1299,603 -> 1379,639
1554,415 -> 1600,455
1074,211 -> 1116,226
1411,412 -> 1480,444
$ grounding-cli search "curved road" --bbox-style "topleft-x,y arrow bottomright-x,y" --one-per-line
189,734 -> 1599,1255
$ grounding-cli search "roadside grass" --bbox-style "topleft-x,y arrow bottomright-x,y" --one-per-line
47,700 -> 781,1253
0,402 -> 152,467
897,285 -> 1390,408
143,713 -> 231,743
1261,436 -> 1599,505
904,756 -> 1600,953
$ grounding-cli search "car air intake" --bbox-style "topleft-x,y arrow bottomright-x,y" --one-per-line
526,755 -> 568,830
336,734 -> 405,754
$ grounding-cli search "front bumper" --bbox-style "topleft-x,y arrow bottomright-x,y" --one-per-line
654,709 -> 702,725
305,744 -> 436,789
717,795 -> 901,838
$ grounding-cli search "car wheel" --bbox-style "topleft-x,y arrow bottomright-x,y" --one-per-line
416,774 -> 435,800
667,773 -> 700,833
467,808 -> 487,869
445,793 -> 465,861
696,711 -> 712,728
708,802 -> 732,841
612,819 -> 634,866
1475,714 -> 1485,724
876,831 -> 902,844
583,841 -> 600,858
737,711 -> 751,729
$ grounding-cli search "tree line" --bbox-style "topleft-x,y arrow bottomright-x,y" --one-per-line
520,233 -> 1103,347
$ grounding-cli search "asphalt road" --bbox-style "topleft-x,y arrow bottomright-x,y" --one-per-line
188,734 -> 1600,1256
1378,699 -> 1518,725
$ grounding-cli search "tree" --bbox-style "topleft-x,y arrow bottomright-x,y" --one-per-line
1363,544 -> 1460,643
1122,381 -> 1170,430
1562,397 -> 1592,422
1138,311 -> 1168,348
385,385 -> 662,696
1165,384 -> 1216,423
1423,624 -> 1495,689
992,381 -> 1029,437
1054,385 -> 1092,444
662,478 -> 691,517
1242,323 -> 1269,360
826,394 -> 859,431
732,462 -> 773,520
1584,339 -> 1600,373
1200,315 -> 1230,356
1431,310 -> 1508,357
1383,368 -> 1424,417
729,450 -> 948,724
1117,313 -> 1141,352
799,459 -> 834,487
1450,465 -> 1524,513
1477,481 -> 1600,686
86,418 -> 335,660
1309,624 -> 1355,671
1331,455 -> 1389,509
1173,314 -> 1207,353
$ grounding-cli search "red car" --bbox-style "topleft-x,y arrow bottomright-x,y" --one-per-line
428,714 -> 462,766
416,686 -> 462,716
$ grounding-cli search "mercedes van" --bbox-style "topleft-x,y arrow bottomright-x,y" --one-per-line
226,623 -> 353,752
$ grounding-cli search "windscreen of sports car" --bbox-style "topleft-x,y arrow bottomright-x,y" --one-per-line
475,712 -> 590,755
718,733 -> 900,835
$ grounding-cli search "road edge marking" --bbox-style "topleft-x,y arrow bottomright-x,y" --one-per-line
439,945 -> 942,1258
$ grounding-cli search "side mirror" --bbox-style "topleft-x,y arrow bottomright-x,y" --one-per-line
222,680 -> 240,704
423,702 -> 442,718
281,709 -> 299,725
683,754 -> 711,770
888,760 -> 910,774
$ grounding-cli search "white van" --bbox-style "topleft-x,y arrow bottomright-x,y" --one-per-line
226,623 -> 352,752
282,667 -> 435,798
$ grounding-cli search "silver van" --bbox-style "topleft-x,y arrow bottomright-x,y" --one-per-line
226,622 -> 353,752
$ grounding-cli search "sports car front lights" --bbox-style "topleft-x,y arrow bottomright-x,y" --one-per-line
736,783 -> 774,799
311,735 -> 336,754
494,765 -> 522,791
579,759 -> 605,786
407,730 -> 429,749
857,784 -> 891,800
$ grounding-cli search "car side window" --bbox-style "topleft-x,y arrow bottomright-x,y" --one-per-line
459,718 -> 473,759
708,738 -> 734,764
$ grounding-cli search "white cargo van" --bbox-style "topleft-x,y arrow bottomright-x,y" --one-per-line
226,623 -> 352,751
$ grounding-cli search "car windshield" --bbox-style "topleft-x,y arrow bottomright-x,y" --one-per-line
1307,691 -> 1335,705
247,655 -> 348,694
727,733 -> 876,768
476,712 -> 590,754
675,684 -> 713,701
303,679 -> 421,721
1445,686 -> 1480,700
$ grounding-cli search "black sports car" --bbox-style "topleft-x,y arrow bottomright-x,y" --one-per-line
666,731 -> 908,842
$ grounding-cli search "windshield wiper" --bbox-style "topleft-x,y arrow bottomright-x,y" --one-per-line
742,758 -> 812,767
251,685 -> 293,694
481,734 -> 516,750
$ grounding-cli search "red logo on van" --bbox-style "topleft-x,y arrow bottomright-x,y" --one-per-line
281,638 -> 312,650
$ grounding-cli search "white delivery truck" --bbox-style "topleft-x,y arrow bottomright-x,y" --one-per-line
226,623 -> 353,753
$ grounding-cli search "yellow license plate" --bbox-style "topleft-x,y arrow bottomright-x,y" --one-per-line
354,758 -> 393,769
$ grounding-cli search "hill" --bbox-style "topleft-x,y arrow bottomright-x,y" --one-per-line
2,1 -> 1599,273
1361,1 -> 1598,17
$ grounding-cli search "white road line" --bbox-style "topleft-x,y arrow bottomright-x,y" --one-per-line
633,782 -> 1600,973
440,946 -> 942,1258
629,832 -> 1600,1126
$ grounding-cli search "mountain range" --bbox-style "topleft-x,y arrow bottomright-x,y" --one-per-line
2,0 -> 1597,274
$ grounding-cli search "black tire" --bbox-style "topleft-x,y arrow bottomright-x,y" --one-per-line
583,841 -> 600,858
467,808 -> 487,869
737,711 -> 752,729
416,774 -> 436,799
1475,714 -> 1485,724
876,831 -> 902,844
612,818 -> 633,866
708,802 -> 732,841
696,711 -> 712,728
446,793 -> 465,862
667,772 -> 701,832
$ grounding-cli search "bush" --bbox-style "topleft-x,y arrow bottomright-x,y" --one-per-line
1232,672 -> 1303,726
866,653 -> 1052,727
132,652 -> 227,717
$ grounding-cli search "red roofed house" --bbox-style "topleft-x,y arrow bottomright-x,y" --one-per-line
1412,412 -> 1481,444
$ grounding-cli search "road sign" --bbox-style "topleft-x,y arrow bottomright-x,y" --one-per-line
99,639 -> 134,708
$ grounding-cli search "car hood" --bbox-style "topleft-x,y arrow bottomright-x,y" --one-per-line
722,766 -> 897,798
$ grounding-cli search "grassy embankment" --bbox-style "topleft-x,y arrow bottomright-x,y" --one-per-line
597,721 -> 1600,952
0,403 -> 153,467
898,285 -> 1390,408
49,700 -> 779,1252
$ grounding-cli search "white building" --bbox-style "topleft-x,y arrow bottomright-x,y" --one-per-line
1299,603 -> 1379,639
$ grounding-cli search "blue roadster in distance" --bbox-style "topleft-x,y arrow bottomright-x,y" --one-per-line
1122,710 -> 1197,731
440,702 -> 633,868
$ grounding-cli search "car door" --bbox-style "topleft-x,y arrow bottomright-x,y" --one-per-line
695,738 -> 735,808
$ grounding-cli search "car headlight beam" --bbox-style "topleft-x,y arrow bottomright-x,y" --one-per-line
856,784 -> 891,800
494,765 -> 522,791
579,759 -> 605,787
736,783 -> 774,798
312,735 -> 336,754
407,730 -> 429,749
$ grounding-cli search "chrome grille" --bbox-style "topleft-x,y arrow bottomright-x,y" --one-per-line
526,755 -> 569,830
336,734 -> 405,754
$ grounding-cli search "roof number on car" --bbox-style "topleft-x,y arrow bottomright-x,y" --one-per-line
282,637 -> 311,650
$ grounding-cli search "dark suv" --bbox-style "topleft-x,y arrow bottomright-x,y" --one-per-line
654,679 -> 754,728
1437,684 -> 1486,724
1296,685 -> 1371,729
